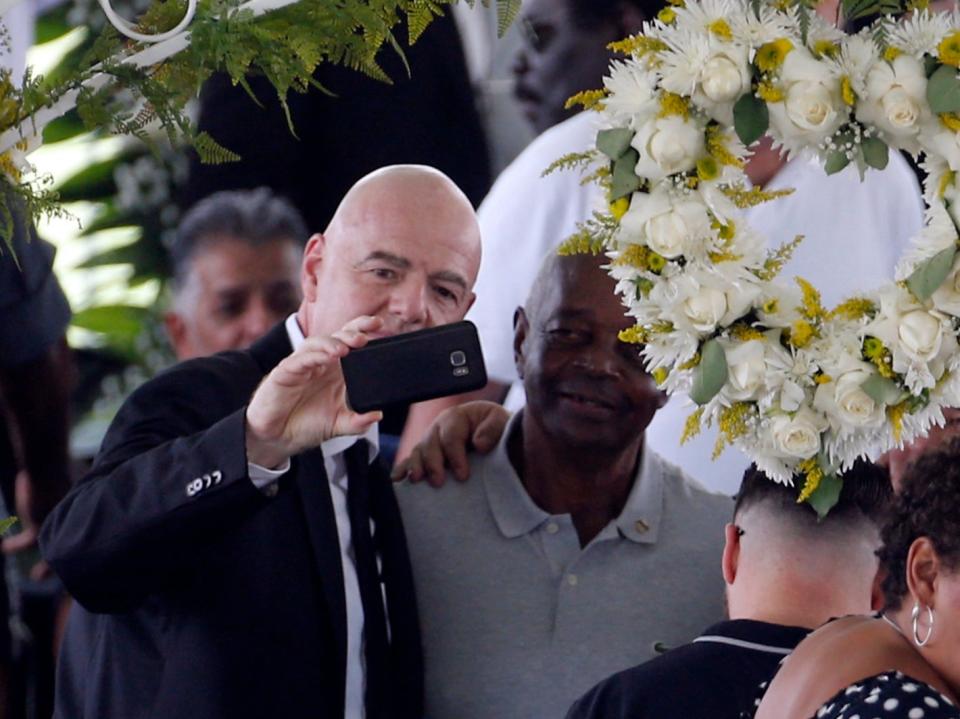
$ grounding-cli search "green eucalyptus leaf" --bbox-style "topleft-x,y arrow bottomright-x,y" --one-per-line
824,149 -> 851,175
807,473 -> 843,519
860,374 -> 904,406
690,339 -> 729,406
927,64 -> 960,114
610,149 -> 642,201
861,136 -> 889,170
925,55 -> 940,78
596,128 -> 636,160
733,92 -> 769,146
906,245 -> 957,302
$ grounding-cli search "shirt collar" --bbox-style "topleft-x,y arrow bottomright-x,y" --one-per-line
482,412 -> 664,545
695,619 -> 810,652
284,313 -> 379,462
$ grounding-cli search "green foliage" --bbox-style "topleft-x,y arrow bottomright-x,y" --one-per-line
193,131 -> 241,164
927,64 -> 960,114
497,0 -> 521,37
733,91 -> 768,146
806,473 -> 842,519
861,136 -> 889,170
907,245 -> 957,302
690,339 -> 729,406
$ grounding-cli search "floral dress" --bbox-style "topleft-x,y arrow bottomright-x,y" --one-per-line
743,671 -> 959,719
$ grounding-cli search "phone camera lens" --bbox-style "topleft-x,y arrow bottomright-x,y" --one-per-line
450,350 -> 467,367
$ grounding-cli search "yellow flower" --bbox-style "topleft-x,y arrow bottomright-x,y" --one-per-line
652,367 -> 669,385
813,40 -> 839,58
711,217 -> 736,240
830,297 -> 876,320
681,407 -> 704,444
756,39 -> 794,74
708,19 -> 733,41
939,169 -> 957,199
658,7 -> 677,23
790,319 -> 816,348
883,46 -> 903,62
757,82 -> 784,103
888,401 -> 909,442
658,92 -> 690,119
841,76 -> 856,106
762,298 -> 779,314
814,373 -> 832,385
697,156 -> 720,181
939,31 -> 960,67
940,113 -> 960,132
609,196 -> 630,220
796,458 -> 824,503
647,251 -> 667,272
862,336 -> 885,359
619,326 -> 648,344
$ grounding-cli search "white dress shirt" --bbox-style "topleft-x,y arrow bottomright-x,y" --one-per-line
248,314 -> 379,719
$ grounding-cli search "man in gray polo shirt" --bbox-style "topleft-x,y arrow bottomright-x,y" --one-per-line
395,252 -> 731,719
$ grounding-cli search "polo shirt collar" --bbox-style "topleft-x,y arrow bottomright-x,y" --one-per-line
284,313 -> 379,462
482,412 -> 664,545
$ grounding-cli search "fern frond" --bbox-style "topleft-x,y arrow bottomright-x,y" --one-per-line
193,131 -> 241,164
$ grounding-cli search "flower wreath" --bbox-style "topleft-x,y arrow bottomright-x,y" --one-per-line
563,0 -> 960,514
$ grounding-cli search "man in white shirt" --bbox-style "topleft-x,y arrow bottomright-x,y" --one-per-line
40,165 -> 482,719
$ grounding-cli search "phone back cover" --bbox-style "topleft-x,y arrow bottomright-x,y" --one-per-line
341,321 -> 487,413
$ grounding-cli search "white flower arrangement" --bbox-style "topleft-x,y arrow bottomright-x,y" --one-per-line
565,0 -> 960,514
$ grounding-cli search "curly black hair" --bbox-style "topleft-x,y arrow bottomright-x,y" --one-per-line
878,435 -> 960,610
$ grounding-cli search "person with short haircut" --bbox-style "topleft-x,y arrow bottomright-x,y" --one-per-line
164,187 -> 306,360
395,252 -> 730,719
752,439 -> 960,719
40,166 -> 482,719
566,460 -> 892,719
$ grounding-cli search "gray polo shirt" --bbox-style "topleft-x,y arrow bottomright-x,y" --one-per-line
395,415 -> 732,719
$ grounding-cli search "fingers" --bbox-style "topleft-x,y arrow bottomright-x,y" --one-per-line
437,410 -> 472,482
391,449 -> 424,483
469,403 -> 511,455
336,409 -> 383,438
331,315 -> 383,350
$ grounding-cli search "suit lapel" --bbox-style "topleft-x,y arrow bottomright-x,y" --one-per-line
295,448 -> 348,700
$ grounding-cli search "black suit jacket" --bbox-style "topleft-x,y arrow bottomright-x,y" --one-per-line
40,323 -> 423,719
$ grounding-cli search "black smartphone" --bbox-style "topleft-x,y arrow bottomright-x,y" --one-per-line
341,320 -> 487,413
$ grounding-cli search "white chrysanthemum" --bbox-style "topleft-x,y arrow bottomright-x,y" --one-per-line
727,2 -> 798,47
671,0 -> 740,31
804,13 -> 846,54
833,32 -> 880,98
766,47 -> 848,156
602,59 -> 660,128
885,10 -> 952,58
920,154 -> 951,206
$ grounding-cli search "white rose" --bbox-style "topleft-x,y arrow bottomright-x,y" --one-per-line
701,53 -> 749,103
813,369 -> 885,429
683,287 -> 728,332
632,115 -> 705,181
723,340 -> 766,401
767,49 -> 845,145
932,257 -> 960,316
769,409 -> 823,458
898,309 -> 943,362
618,190 -> 711,259
856,55 -> 928,149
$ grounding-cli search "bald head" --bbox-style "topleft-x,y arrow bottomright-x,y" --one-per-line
298,165 -> 482,339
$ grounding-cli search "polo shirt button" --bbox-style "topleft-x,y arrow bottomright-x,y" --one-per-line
546,522 -> 559,534
567,574 -> 578,587
635,519 -> 650,533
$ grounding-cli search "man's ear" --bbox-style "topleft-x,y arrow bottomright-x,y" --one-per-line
301,233 -> 326,302
722,522 -> 741,585
163,311 -> 189,360
463,291 -> 477,316
513,307 -> 529,380
906,536 -> 940,608
870,565 -> 888,612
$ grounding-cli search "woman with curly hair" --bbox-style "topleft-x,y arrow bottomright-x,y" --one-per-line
752,437 -> 960,719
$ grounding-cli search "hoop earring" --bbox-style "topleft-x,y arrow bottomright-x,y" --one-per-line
911,601 -> 935,647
